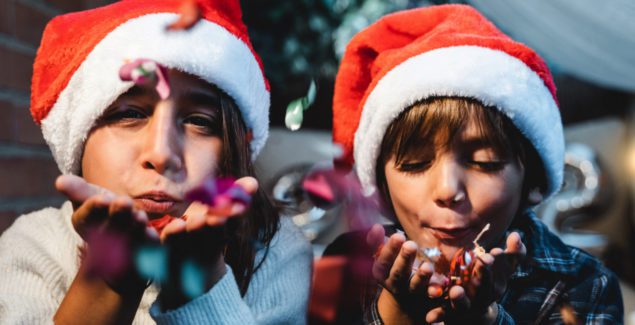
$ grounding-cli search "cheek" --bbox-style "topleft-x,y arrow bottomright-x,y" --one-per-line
183,138 -> 222,181
469,169 -> 524,239
385,172 -> 428,226
81,130 -> 135,191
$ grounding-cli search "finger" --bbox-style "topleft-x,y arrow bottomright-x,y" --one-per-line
490,247 -> 504,257
372,232 -> 405,281
384,240 -> 417,294
72,195 -> 112,235
56,175 -> 113,207
108,196 -> 136,230
409,261 -> 434,293
233,176 -> 259,195
185,213 -> 206,232
427,272 -> 449,298
425,306 -> 445,324
472,252 -> 495,287
366,224 -> 385,253
160,218 -> 187,242
504,232 -> 526,268
505,232 -> 526,255
448,285 -> 470,311
206,215 -> 228,227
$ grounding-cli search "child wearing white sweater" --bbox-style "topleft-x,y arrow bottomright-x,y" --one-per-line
0,0 -> 312,323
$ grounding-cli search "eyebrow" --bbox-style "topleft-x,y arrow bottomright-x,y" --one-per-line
179,89 -> 221,107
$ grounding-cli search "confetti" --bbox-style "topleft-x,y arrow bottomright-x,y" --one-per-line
84,228 -> 130,280
560,302 -> 579,325
473,223 -> 490,255
285,80 -> 316,131
186,177 -> 252,216
166,0 -> 202,31
135,245 -> 168,283
181,258 -> 206,299
149,214 -> 179,234
119,58 -> 170,99
449,248 -> 476,286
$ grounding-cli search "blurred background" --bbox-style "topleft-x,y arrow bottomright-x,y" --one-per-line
0,0 -> 633,320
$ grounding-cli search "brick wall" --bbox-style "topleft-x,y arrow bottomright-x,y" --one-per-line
0,0 -> 114,234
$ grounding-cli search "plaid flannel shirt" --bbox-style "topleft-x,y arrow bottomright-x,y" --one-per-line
360,211 -> 624,324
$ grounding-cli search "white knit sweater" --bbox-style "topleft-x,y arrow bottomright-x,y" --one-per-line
0,202 -> 313,324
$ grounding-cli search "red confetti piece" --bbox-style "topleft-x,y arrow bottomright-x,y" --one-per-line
166,0 -> 201,31
149,214 -> 177,234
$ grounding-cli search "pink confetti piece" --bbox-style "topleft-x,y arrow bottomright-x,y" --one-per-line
185,177 -> 253,216
84,228 -> 130,280
119,58 -> 171,99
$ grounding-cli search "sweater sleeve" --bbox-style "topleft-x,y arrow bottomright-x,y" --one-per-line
0,205 -> 80,324
150,218 -> 313,324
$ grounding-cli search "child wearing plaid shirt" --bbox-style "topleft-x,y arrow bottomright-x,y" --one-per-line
327,4 -> 624,324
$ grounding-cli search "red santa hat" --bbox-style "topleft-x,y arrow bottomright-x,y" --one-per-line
31,0 -> 269,175
333,4 -> 564,198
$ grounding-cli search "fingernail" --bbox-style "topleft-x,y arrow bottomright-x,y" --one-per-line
135,211 -> 149,223
146,227 -> 160,240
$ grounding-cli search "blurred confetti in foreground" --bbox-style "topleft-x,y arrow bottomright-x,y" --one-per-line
166,0 -> 201,31
84,228 -> 130,280
560,302 -> 580,325
119,58 -> 171,99
285,80 -> 317,131
302,165 -> 380,231
186,177 -> 252,216
135,245 -> 168,283
181,259 -> 206,299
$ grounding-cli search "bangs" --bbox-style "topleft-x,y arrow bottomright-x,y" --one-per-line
383,97 -> 520,167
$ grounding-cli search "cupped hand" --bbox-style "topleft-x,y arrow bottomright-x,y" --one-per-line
55,175 -> 157,291
157,176 -> 258,309
426,232 -> 526,324
366,224 -> 446,321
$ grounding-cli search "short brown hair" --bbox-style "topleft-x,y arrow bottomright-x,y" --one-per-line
375,97 -> 546,214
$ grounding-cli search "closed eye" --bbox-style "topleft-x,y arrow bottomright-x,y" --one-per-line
397,161 -> 431,173
101,105 -> 147,124
183,113 -> 220,135
468,160 -> 506,172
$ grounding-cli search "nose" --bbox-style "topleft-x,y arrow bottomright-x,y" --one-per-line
430,157 -> 466,208
139,100 -> 183,177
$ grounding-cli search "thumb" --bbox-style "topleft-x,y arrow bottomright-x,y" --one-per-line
233,176 -> 259,196
55,175 -> 113,207
366,223 -> 386,252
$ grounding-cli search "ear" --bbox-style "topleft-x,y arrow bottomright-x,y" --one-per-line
526,187 -> 543,205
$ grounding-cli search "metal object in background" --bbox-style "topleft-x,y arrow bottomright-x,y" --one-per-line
269,164 -> 339,242
536,143 -> 611,255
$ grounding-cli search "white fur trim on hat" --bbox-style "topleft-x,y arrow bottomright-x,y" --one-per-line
41,13 -> 269,175
354,45 -> 563,198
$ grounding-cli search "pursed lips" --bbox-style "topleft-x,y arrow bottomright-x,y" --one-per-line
133,191 -> 182,214
429,226 -> 475,242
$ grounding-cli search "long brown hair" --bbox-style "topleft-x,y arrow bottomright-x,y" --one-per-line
216,93 -> 280,295
375,97 -> 545,216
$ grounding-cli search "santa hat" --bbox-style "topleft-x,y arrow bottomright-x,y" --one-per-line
31,0 -> 270,175
333,4 -> 563,198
